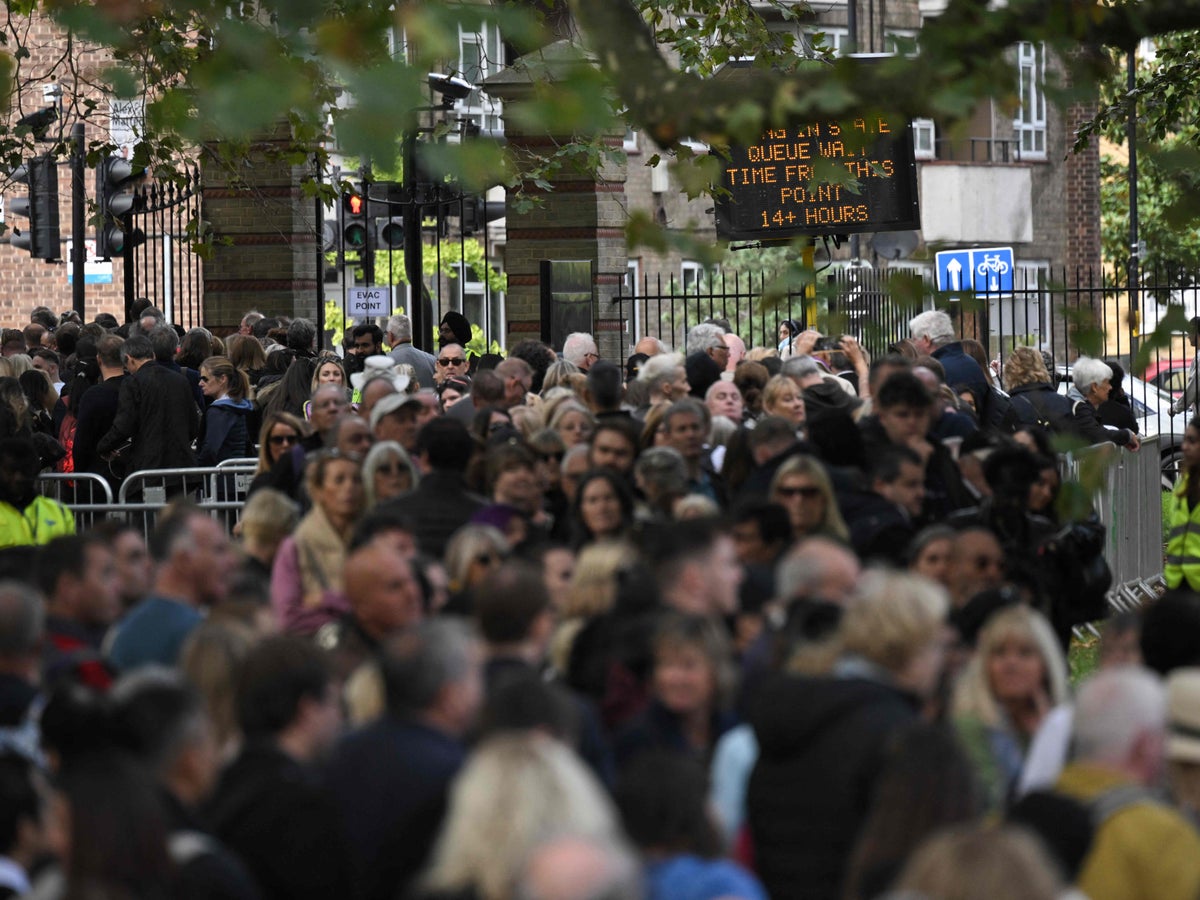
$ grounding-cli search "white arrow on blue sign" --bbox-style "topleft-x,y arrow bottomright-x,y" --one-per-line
935,247 -> 1015,298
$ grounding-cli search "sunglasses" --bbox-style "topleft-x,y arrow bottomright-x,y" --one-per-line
269,434 -> 299,446
376,462 -> 407,476
776,485 -> 822,499
437,357 -> 467,367
475,552 -> 504,565
540,452 -> 564,464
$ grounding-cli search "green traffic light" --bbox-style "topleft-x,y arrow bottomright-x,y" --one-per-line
343,223 -> 367,249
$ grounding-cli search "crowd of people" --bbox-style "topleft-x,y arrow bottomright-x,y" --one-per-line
0,300 -> 1194,900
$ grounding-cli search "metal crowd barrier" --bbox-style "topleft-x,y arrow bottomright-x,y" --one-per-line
39,461 -> 260,538
1063,435 -> 1166,636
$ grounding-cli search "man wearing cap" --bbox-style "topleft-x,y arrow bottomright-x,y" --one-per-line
385,314 -> 437,388
1056,667 -> 1200,900
371,393 -> 424,453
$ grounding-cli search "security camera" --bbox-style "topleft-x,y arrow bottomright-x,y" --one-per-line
428,73 -> 476,104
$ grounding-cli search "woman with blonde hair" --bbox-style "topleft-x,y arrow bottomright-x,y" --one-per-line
179,618 -> 257,760
444,523 -> 509,599
541,359 -> 582,394
247,411 -> 307,494
271,450 -> 364,635
768,454 -> 849,542
548,399 -> 596,449
892,824 -> 1062,900
747,570 -> 950,900
362,439 -> 419,507
550,539 -> 635,674
761,374 -> 806,429
420,733 -> 623,900
951,604 -> 1070,809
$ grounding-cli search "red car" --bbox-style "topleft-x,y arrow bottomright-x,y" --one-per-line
1142,357 -> 1191,397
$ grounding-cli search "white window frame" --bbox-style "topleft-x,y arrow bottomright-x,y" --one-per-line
807,27 -> 849,57
887,261 -> 934,285
912,117 -> 936,160
1015,42 -> 1047,159
623,125 -> 639,153
624,259 -> 642,345
456,23 -> 504,136
884,29 -> 919,57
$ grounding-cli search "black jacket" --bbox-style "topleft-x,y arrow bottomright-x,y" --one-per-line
383,470 -> 486,560
1009,382 -> 1134,447
325,717 -> 465,900
73,375 -> 126,479
747,672 -> 920,900
97,362 -> 199,473
205,742 -> 354,900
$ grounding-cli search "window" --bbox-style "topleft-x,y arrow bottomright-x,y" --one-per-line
1015,259 -> 1050,297
807,27 -> 849,57
1015,42 -> 1047,159
456,23 -> 504,135
452,262 -> 505,348
623,125 -> 639,153
912,118 -> 936,160
624,259 -> 640,297
884,29 -> 918,57
389,26 -> 407,63
680,261 -> 719,292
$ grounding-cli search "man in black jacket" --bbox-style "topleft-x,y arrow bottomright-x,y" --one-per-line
382,417 -> 484,560
97,334 -> 199,482
205,637 -> 353,900
73,334 -> 127,483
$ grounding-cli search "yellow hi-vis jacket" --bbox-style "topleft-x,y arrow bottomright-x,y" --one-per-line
0,496 -> 76,548
1166,473 -> 1200,590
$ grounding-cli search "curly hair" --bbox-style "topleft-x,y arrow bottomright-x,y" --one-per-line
1002,346 -> 1051,391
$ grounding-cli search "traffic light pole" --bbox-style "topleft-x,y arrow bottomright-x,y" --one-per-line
70,122 -> 85,318
402,128 -> 426,352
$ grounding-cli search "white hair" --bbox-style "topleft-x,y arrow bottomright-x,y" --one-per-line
909,310 -> 956,346
637,352 -> 684,390
1073,666 -> 1166,766
562,333 -> 597,367
386,314 -> 413,342
687,322 -> 726,353
1071,356 -> 1113,395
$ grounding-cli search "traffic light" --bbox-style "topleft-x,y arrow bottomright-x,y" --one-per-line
376,217 -> 404,249
10,155 -> 60,261
95,156 -> 144,260
461,195 -> 506,236
342,185 -> 367,252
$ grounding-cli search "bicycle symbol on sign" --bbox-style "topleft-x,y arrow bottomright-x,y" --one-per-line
975,254 -> 1011,277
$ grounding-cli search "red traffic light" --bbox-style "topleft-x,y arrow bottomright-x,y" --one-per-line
344,192 -> 364,216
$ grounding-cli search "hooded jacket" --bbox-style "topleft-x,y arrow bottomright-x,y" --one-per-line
746,671 -> 919,900
198,397 -> 254,465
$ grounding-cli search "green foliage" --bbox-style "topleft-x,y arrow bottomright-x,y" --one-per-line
466,323 -> 504,359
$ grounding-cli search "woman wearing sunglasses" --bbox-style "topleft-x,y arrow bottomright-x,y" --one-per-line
247,411 -> 307,496
768,454 -> 849,543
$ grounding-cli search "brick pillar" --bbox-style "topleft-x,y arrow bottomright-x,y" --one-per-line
201,125 -> 321,332
484,42 -> 628,359
1064,99 -> 1102,276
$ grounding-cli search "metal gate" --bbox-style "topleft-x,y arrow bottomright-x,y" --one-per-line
127,166 -> 204,329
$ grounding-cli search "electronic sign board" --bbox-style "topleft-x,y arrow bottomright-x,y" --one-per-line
714,117 -> 921,240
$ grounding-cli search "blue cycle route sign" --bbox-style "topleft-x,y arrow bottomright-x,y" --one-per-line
935,247 -> 1014,297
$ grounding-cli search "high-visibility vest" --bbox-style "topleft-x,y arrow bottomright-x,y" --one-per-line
0,496 -> 76,548
1165,473 -> 1200,590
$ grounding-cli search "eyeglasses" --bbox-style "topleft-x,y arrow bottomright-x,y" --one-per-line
198,375 -> 210,382
584,351 -> 600,360
475,552 -> 503,565
269,434 -> 299,446
438,357 -> 467,367
776,485 -> 822,499
376,462 -> 406,476
540,452 -> 564,463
